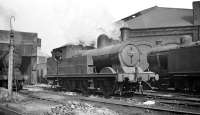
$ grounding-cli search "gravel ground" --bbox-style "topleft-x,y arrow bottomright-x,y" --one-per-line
0,85 -> 120,115
26,84 -> 200,114
2,84 -> 200,115
47,101 -> 119,115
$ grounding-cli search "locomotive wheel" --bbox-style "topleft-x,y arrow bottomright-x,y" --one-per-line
67,80 -> 73,91
142,81 -> 152,90
114,83 -> 124,96
64,80 -> 71,91
193,79 -> 200,92
100,81 -> 109,97
157,78 -> 170,90
174,79 -> 185,91
188,78 -> 200,92
99,67 -> 116,96
80,80 -> 89,95
76,80 -> 81,91
100,79 -> 114,97
71,80 -> 76,91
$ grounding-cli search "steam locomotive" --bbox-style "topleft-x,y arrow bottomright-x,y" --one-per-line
147,41 -> 200,92
47,36 -> 156,96
0,45 -> 24,90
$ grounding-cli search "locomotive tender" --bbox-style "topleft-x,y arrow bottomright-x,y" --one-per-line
147,41 -> 200,92
47,39 -> 156,96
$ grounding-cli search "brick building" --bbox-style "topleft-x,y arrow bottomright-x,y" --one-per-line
116,1 -> 200,47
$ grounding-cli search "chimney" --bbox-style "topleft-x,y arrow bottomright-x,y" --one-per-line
120,28 -> 130,41
97,34 -> 110,48
193,1 -> 200,25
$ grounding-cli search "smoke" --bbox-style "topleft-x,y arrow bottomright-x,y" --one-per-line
0,0 -> 122,54
0,0 -> 195,55
57,0 -> 119,44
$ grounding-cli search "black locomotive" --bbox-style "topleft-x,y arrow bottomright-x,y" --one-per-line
47,37 -> 156,96
0,45 -> 24,90
147,41 -> 200,92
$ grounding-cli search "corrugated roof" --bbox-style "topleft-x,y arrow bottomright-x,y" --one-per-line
121,6 -> 193,29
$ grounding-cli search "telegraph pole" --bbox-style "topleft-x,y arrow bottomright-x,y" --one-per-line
8,16 -> 15,96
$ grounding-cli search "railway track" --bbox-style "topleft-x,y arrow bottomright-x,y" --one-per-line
19,88 -> 200,115
19,91 -> 66,105
79,96 -> 200,115
0,104 -> 23,115
132,92 -> 200,107
139,91 -> 200,102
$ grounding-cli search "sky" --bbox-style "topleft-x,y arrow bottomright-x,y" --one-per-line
0,0 -> 195,55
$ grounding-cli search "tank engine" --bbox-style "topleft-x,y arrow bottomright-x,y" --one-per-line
147,41 -> 200,92
47,39 -> 156,96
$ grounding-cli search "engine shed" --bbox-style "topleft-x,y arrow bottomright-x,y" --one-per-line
116,1 -> 200,47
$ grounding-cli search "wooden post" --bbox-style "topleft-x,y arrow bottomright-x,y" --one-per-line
8,16 -> 15,96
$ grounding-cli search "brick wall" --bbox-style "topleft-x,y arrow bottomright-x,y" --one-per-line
120,26 -> 200,46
